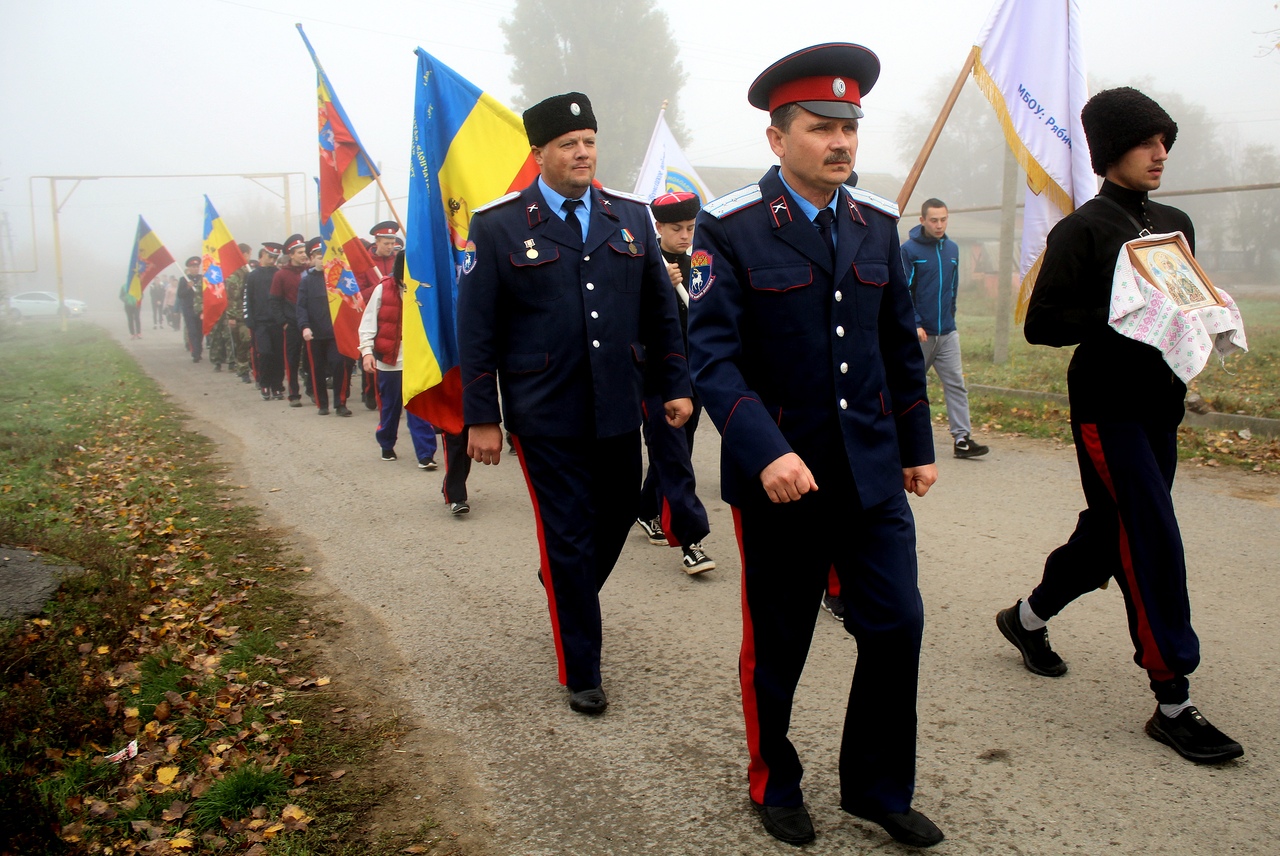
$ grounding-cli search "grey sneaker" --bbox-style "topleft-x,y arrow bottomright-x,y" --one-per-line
996,601 -> 1067,677
636,517 -> 668,546
954,434 -> 990,458
680,543 -> 716,574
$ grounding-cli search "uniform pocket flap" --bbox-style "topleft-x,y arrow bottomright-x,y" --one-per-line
853,262 -> 889,287
748,263 -> 813,292
607,239 -> 645,258
503,352 -> 549,374
509,247 -> 560,267
630,342 -> 647,364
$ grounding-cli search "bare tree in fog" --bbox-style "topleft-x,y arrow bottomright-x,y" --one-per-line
896,79 -> 1007,210
501,0 -> 689,188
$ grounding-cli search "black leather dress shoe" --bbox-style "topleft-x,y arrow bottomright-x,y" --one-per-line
753,802 -> 815,846
845,804 -> 944,848
568,686 -> 607,715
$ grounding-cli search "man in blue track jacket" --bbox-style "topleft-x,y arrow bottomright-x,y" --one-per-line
901,198 -> 988,458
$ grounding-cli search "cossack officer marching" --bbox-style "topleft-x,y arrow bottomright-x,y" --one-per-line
457,91 -> 691,715
687,43 -> 943,848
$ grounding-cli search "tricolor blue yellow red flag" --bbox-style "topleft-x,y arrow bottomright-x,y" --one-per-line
320,208 -> 373,361
201,196 -> 247,336
125,216 -> 174,302
298,24 -> 379,222
402,47 -> 539,433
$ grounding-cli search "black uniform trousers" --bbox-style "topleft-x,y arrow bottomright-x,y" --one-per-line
182,308 -> 202,360
253,325 -> 284,393
512,431 -> 641,691
1027,420 -> 1199,704
302,337 -> 351,411
440,428 -> 473,504
638,393 -> 709,548
282,319 -> 304,400
736,477 -> 923,814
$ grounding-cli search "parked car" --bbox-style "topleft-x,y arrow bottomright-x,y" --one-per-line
6,290 -> 87,319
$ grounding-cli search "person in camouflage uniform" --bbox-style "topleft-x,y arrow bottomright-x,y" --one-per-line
224,243 -> 254,382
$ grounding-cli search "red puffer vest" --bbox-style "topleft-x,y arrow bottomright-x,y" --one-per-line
372,282 -> 403,366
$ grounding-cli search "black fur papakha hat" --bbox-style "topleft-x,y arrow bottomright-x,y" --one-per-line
650,191 -> 701,223
1081,87 -> 1178,177
522,92 -> 597,147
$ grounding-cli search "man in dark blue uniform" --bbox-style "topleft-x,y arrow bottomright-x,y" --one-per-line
687,44 -> 942,848
457,92 -> 692,716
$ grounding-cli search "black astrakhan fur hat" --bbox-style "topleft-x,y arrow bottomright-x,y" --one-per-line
1081,87 -> 1178,176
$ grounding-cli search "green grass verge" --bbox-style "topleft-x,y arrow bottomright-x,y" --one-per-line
0,324 -> 436,855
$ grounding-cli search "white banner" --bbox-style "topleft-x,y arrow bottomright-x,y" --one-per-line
973,0 -> 1096,316
633,108 -> 712,203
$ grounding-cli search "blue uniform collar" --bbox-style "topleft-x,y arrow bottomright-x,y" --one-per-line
538,177 -> 593,224
778,171 -> 840,224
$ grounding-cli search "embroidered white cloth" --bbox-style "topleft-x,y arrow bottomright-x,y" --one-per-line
1108,232 -> 1248,382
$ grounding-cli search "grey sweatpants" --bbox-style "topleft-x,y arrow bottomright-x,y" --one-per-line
920,330 -> 971,439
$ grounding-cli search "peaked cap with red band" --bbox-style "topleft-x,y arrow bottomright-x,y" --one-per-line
650,191 -> 701,223
282,234 -> 306,254
369,220 -> 400,238
748,42 -> 880,120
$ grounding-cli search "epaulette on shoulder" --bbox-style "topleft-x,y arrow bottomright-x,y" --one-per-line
844,186 -> 899,220
472,191 -> 520,214
703,184 -> 762,219
599,186 -> 650,205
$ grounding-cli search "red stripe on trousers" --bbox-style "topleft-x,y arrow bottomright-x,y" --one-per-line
733,506 -> 769,804
511,435 -> 569,686
1079,423 -> 1172,680
304,339 -> 320,409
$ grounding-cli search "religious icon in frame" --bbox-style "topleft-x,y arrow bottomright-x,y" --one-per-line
1125,233 -> 1222,311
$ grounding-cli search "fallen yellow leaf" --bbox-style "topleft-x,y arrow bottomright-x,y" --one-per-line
155,766 -> 179,786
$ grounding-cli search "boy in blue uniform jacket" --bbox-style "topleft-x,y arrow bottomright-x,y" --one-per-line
457,92 -> 692,716
688,43 -> 943,849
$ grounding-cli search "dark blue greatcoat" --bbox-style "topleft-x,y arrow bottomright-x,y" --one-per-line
688,166 -> 933,510
457,181 -> 691,438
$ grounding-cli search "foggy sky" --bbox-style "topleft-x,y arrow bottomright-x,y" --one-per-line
1,0 -> 1277,305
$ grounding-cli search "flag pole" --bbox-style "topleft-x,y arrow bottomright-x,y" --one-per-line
896,46 -> 978,214
359,150 -> 404,232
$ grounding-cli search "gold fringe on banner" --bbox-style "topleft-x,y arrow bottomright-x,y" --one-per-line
971,49 -> 1076,218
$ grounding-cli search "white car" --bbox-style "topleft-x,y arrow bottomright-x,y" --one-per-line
6,290 -> 87,319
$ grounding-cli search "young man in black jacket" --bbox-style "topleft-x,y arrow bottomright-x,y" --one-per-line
297,237 -> 353,417
997,87 -> 1243,765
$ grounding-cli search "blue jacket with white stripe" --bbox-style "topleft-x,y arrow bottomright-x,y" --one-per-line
900,224 -> 959,336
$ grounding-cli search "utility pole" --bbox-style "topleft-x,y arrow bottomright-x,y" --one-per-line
993,149 -> 1018,365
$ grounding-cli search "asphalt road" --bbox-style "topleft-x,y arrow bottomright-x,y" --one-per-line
106,316 -> 1279,855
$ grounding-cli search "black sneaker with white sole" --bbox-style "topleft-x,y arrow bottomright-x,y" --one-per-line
681,543 -> 715,574
380,448 -> 397,461
636,517 -> 668,546
954,434 -> 990,458
821,592 -> 846,622
418,457 -> 438,470
450,501 -> 470,515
